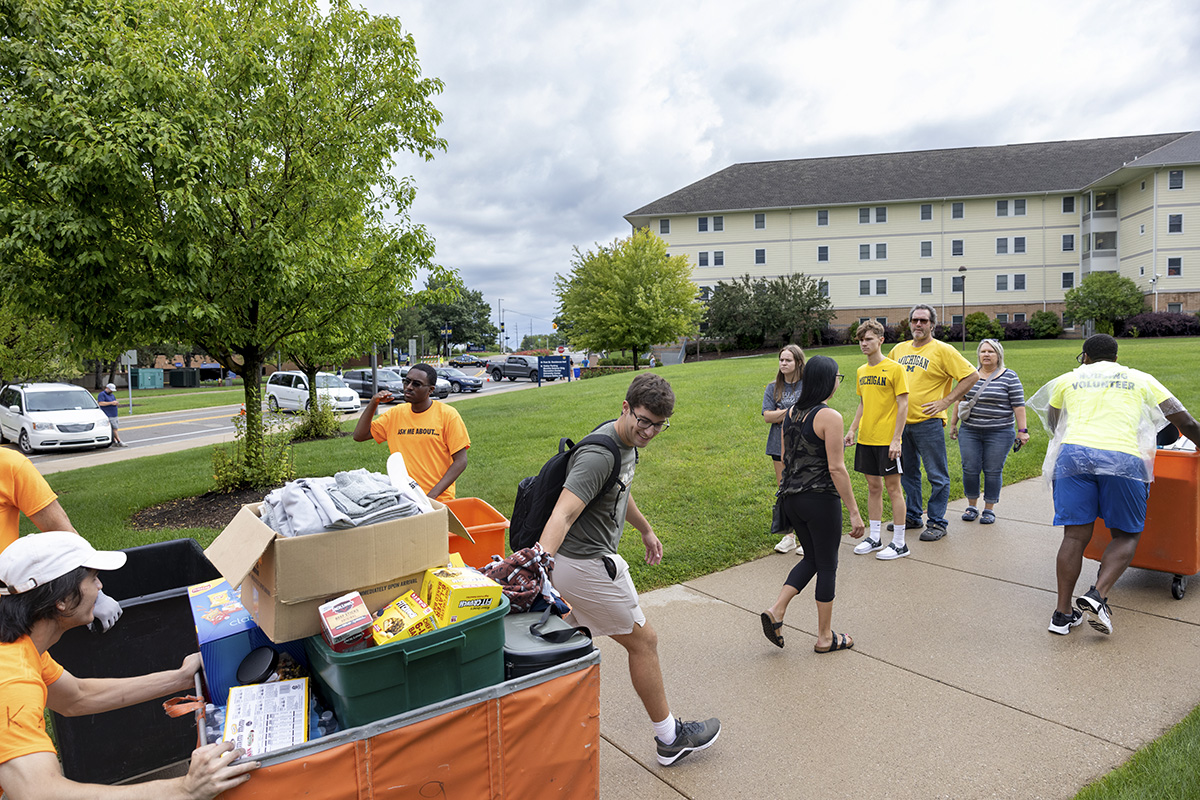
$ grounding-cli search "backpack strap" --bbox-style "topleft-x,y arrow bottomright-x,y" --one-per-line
572,433 -> 625,516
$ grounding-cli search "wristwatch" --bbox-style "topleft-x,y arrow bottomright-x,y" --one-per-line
1017,428 -> 1028,433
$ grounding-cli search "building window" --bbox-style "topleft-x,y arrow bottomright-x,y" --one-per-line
1094,191 -> 1117,211
1169,302 -> 1183,313
859,317 -> 871,325
755,213 -> 765,230
920,204 -> 932,221
1062,272 -> 1074,289
1014,237 -> 1026,254
1094,231 -> 1117,251
1140,265 -> 1146,276
920,240 -> 932,258
1014,199 -> 1026,216
817,246 -> 829,262
817,209 -> 829,226
1169,170 -> 1184,190
1063,314 -> 1075,329
698,286 -> 711,301
1014,313 -> 1026,322
860,244 -> 871,260
952,275 -> 964,293
698,217 -> 708,232
1062,234 -> 1075,252
876,243 -> 887,260
952,314 -> 963,325
952,239 -> 964,256
920,277 -> 932,294
997,274 -> 1009,291
996,313 -> 1008,323
1062,197 -> 1075,213
996,238 -> 1008,255
876,316 -> 888,326
1014,274 -> 1026,290
698,252 -> 708,267
997,200 -> 1008,217
713,215 -> 724,232
1169,214 -> 1183,234
857,279 -> 888,297
876,207 -> 886,223
713,250 -> 724,267
818,281 -> 829,297
859,280 -> 870,296
1140,224 -> 1146,235
1168,257 -> 1182,276
859,207 -> 870,224
876,279 -> 887,295
755,249 -> 766,265
659,219 -> 670,235
952,202 -> 964,219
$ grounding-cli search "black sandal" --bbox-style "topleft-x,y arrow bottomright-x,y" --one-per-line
814,631 -> 853,653
760,611 -> 784,648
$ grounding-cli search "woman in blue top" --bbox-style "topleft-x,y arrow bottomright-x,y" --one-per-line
949,339 -> 1030,524
762,345 -> 804,553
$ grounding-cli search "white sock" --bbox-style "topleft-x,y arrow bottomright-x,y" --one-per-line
653,714 -> 677,743
869,520 -> 881,541
892,525 -> 907,548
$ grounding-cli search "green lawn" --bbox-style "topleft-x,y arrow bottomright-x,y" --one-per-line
107,384 -> 252,415
30,337 -> 1200,798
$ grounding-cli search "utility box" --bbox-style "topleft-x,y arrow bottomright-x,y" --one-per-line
169,368 -> 200,387
131,368 -> 164,390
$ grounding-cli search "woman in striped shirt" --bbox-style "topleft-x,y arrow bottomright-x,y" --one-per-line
949,339 -> 1030,524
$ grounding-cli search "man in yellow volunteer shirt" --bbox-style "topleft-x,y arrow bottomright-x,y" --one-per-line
1043,334 -> 1200,636
888,305 -> 979,542
352,363 -> 471,501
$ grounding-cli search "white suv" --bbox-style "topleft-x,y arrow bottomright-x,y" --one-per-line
0,383 -> 113,454
265,371 -> 362,413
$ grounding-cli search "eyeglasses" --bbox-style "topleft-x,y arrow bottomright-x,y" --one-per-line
836,373 -> 845,381
633,413 -> 670,432
910,318 -> 932,324
1076,352 -> 1086,364
402,378 -> 429,389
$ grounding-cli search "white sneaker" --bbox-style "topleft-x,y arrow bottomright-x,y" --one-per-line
774,532 -> 797,553
853,537 -> 883,555
876,542 -> 910,560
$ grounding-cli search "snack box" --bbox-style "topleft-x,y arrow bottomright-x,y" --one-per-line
318,592 -> 374,653
206,499 -> 468,642
421,565 -> 503,627
371,590 -> 438,646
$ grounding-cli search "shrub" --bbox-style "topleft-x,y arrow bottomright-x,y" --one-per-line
965,312 -> 1003,341
1029,310 -> 1063,339
895,318 -> 911,341
580,365 -> 636,379
882,325 -> 902,343
934,323 -> 963,342
819,326 -> 847,346
212,408 -> 294,491
291,393 -> 343,441
1116,312 -> 1200,338
1001,321 -> 1035,341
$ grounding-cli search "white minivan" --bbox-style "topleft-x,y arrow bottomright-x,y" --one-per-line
0,383 -> 113,454
265,371 -> 362,413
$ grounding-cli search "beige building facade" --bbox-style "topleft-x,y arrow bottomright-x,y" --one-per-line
626,133 -> 1200,329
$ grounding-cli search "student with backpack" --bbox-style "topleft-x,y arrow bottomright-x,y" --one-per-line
534,373 -> 721,767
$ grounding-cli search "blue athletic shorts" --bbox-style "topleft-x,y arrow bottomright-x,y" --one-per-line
1052,472 -> 1150,533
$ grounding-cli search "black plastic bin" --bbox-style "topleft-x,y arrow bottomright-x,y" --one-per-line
168,368 -> 200,388
48,538 -> 220,785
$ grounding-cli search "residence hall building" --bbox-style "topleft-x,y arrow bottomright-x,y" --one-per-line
625,132 -> 1200,330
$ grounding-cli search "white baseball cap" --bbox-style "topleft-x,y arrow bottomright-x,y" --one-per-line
105,383 -> 116,391
0,531 -> 126,595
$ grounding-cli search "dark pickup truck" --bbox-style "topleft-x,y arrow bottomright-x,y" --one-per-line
487,355 -> 545,382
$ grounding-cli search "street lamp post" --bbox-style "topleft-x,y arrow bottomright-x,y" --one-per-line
1151,274 -> 1161,312
958,266 -> 968,351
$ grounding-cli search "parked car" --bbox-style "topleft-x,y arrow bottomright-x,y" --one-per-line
398,366 -> 451,399
436,367 -> 483,393
487,355 -> 550,382
0,383 -> 112,454
265,371 -> 362,413
342,368 -> 406,401
448,353 -> 485,369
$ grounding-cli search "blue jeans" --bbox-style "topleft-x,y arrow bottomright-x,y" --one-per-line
958,425 -> 1013,504
901,418 -> 950,529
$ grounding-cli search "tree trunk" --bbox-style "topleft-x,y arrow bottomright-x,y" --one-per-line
238,348 -> 264,482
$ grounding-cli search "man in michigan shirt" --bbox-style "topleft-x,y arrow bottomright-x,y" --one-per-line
353,364 -> 470,502
1041,334 -> 1200,636
888,304 -> 979,542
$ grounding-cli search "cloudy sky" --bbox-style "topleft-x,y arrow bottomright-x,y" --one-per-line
367,0 -> 1200,339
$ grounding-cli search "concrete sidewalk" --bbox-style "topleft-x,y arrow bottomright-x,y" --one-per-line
595,478 -> 1200,799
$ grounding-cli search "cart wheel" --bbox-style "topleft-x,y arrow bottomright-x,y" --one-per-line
1172,575 -> 1186,600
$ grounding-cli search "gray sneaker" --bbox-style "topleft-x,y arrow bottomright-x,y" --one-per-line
918,525 -> 947,542
655,717 -> 721,766
1076,587 -> 1113,635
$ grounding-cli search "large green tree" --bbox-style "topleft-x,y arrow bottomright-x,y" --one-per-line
555,228 -> 702,367
0,0 -> 446,482
1064,272 -> 1147,335
706,273 -> 834,348
412,275 -> 497,358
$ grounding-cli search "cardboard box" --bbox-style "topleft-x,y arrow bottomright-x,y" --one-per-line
421,566 -> 503,627
318,592 -> 373,652
371,590 -> 438,646
207,500 -> 464,642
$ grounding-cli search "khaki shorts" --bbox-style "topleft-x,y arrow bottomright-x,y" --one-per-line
553,553 -> 646,637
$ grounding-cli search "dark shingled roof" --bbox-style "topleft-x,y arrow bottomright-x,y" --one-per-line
626,132 -> 1192,219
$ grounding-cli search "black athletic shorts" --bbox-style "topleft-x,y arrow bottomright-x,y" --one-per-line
854,443 -> 901,477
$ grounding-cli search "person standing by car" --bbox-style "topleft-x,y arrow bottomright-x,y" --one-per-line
95,383 -> 125,447
949,339 -> 1029,525
762,345 -> 804,554
352,364 -> 471,501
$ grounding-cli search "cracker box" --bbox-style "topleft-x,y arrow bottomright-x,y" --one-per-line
421,566 -> 503,626
371,590 -> 438,646
318,592 -> 373,652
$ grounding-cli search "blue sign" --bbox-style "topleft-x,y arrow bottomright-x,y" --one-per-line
540,355 -> 570,381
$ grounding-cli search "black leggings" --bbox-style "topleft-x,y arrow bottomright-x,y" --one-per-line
780,492 -> 842,603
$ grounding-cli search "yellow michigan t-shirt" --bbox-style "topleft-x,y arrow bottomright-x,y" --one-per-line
888,339 -> 977,424
856,358 -> 908,445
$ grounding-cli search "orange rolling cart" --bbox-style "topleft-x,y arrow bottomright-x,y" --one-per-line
1087,450 -> 1200,599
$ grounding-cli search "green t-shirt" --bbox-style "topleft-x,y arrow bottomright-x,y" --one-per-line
1049,361 -> 1173,457
557,421 -> 637,559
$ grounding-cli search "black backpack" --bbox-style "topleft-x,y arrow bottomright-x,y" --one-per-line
509,427 -> 627,552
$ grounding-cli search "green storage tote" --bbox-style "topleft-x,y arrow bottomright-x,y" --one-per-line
304,594 -> 509,728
